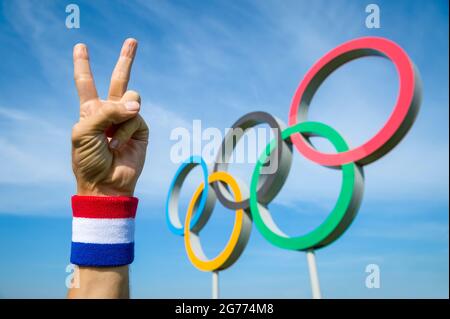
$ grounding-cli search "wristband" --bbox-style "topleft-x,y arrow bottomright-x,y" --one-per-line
70,195 -> 138,267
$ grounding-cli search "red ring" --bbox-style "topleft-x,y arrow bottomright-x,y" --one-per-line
288,37 -> 420,166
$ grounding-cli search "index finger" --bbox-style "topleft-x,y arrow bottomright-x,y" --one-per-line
107,38 -> 138,101
73,43 -> 99,104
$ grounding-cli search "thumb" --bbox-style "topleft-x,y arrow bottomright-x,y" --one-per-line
121,90 -> 141,105
105,90 -> 141,137
109,91 -> 147,149
90,100 -> 141,132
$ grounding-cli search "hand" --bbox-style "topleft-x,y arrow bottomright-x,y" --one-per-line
71,38 -> 149,197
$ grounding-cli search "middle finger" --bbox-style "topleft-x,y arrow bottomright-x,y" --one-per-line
107,38 -> 138,101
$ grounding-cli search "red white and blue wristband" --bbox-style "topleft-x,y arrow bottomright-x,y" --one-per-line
70,195 -> 138,267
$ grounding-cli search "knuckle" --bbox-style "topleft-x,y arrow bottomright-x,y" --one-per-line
142,127 -> 150,140
139,116 -> 150,140
74,74 -> 93,82
141,117 -> 149,133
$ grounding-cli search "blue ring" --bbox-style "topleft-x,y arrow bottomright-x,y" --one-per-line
165,156 -> 210,236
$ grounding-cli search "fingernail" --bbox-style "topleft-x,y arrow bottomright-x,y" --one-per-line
73,43 -> 88,59
121,38 -> 137,58
125,101 -> 140,111
110,139 -> 120,150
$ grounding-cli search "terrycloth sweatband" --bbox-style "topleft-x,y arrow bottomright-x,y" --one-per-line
70,195 -> 138,267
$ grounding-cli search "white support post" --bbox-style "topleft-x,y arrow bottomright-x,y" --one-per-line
212,271 -> 219,299
306,250 -> 322,299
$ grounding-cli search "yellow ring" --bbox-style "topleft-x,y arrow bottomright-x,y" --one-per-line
184,171 -> 245,271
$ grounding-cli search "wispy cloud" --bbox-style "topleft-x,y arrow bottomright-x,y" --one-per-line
0,106 -> 71,185
354,221 -> 449,242
0,0 -> 448,213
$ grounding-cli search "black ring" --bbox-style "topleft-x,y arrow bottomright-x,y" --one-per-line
212,111 -> 293,210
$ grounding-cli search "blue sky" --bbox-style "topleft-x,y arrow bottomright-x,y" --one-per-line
0,0 -> 448,298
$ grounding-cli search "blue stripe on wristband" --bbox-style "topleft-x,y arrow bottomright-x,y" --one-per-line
70,242 -> 135,267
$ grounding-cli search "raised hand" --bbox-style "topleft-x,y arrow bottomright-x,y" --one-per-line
71,38 -> 149,197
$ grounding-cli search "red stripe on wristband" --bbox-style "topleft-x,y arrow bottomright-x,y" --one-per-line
72,195 -> 138,218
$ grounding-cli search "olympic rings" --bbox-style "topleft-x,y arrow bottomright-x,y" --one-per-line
250,122 -> 364,251
288,37 -> 422,166
184,172 -> 252,271
213,111 -> 293,210
166,156 -> 215,236
166,36 -> 421,272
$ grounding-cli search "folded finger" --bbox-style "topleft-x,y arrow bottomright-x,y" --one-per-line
109,115 -> 149,150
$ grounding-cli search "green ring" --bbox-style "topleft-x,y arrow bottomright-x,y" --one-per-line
250,121 -> 364,251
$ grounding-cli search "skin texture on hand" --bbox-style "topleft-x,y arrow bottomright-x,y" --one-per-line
68,38 -> 147,299
71,38 -> 149,197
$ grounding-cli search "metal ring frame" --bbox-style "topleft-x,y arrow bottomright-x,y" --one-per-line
165,37 -> 422,272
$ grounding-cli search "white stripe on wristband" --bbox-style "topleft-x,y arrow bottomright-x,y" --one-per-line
72,217 -> 135,244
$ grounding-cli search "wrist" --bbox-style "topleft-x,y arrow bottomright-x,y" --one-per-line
77,183 -> 135,197
70,195 -> 138,267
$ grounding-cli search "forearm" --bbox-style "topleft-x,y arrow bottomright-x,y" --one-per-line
67,266 -> 129,299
